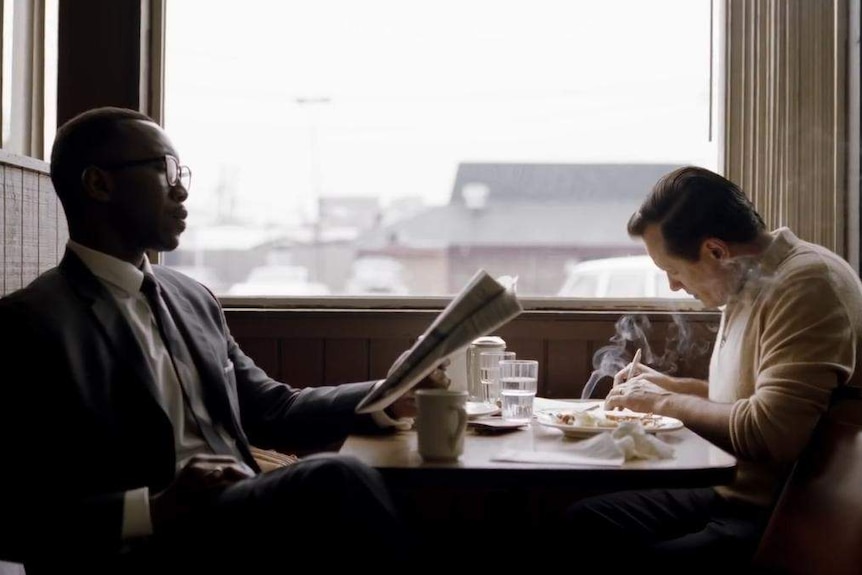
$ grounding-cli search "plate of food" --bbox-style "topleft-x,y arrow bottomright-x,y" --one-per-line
535,407 -> 683,438
466,401 -> 501,419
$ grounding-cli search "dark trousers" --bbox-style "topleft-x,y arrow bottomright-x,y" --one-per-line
562,487 -> 771,573
33,453 -> 413,575
173,453 -> 413,572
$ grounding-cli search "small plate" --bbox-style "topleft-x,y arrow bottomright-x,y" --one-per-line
535,408 -> 684,438
466,401 -> 501,419
468,418 -> 527,433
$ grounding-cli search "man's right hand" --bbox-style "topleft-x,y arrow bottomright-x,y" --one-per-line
610,363 -> 707,397
612,360 -> 666,387
149,454 -> 255,531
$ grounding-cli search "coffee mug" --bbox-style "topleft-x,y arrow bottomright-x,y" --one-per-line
415,389 -> 468,461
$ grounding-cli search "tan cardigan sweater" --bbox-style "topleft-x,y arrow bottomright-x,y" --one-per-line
710,228 -> 862,507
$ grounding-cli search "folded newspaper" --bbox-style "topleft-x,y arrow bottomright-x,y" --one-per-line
355,269 -> 523,414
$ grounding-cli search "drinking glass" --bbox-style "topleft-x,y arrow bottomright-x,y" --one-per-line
478,350 -> 516,408
498,359 -> 539,423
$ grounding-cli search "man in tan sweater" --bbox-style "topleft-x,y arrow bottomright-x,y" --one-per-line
565,166 -> 862,570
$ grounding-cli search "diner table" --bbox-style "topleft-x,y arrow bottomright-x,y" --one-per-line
340,399 -> 737,526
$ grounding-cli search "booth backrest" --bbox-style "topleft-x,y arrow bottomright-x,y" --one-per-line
752,398 -> 862,575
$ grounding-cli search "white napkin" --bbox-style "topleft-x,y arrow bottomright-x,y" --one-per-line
492,421 -> 675,467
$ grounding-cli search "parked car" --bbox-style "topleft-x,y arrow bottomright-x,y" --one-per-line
344,256 -> 409,295
227,265 -> 331,296
557,255 -> 692,299
169,265 -> 227,293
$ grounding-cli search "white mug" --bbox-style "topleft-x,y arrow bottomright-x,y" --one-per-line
415,389 -> 468,461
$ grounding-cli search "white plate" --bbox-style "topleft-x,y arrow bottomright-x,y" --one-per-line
535,408 -> 684,438
466,401 -> 501,418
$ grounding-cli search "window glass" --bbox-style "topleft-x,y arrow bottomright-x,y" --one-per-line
163,0 -> 719,297
604,272 -> 647,298
557,272 -> 601,299
2,0 -> 14,148
1,0 -> 57,158
43,0 -> 58,158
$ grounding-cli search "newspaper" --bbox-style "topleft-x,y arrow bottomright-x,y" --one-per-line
355,269 -> 523,414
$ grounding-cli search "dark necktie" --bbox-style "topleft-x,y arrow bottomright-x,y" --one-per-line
140,273 -> 234,456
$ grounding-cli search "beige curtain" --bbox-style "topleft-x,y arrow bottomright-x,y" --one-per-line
724,0 -> 849,256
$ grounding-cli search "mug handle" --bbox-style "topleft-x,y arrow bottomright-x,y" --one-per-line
448,405 -> 468,451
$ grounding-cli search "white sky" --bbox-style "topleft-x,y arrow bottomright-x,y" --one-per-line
164,0 -> 717,227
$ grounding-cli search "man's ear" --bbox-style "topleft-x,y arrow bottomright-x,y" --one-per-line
80,166 -> 112,201
702,238 -> 729,261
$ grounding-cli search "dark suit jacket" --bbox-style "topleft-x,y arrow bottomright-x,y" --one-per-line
0,249 -> 379,565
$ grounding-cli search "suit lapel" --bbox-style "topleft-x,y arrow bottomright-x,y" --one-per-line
59,251 -> 169,415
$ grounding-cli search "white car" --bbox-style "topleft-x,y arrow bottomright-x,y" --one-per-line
227,265 -> 331,296
344,256 -> 409,295
557,255 -> 692,299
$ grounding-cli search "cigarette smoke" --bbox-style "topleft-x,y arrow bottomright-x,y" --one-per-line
580,312 -> 713,398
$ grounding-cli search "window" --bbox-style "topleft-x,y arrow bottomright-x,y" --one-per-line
556,255 -> 694,299
1,0 -> 57,159
162,0 -> 720,298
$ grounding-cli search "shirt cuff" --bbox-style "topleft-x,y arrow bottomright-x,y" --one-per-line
122,487 -> 153,539
369,380 -> 414,431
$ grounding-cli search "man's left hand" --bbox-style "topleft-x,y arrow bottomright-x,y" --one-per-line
386,357 -> 451,420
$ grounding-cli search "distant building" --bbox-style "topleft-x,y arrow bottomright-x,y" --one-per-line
318,196 -> 381,229
167,164 -> 682,297
355,163 -> 682,296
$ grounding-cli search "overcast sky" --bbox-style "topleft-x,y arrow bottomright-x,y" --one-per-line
164,0 -> 717,227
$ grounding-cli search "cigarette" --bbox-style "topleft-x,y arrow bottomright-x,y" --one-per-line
627,348 -> 642,380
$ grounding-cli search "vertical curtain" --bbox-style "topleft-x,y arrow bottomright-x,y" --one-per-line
5,0 -> 46,158
725,0 -> 848,255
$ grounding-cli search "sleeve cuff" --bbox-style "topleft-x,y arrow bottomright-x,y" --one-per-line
122,487 -> 153,539
369,381 -> 414,430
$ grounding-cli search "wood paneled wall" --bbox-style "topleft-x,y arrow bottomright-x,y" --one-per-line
0,151 -> 66,297
225,309 -> 720,398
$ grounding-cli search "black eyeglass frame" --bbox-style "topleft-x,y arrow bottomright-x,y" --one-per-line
93,154 -> 192,190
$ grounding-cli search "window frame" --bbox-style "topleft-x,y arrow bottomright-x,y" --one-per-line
37,0 -> 860,313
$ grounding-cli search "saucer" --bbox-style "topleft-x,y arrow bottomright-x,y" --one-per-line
466,401 -> 501,419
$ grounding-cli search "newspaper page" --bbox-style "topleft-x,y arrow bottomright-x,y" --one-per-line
355,269 -> 523,414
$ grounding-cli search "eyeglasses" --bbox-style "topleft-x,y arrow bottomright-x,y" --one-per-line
96,155 -> 192,190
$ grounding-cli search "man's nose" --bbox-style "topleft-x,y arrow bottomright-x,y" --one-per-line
170,183 -> 188,201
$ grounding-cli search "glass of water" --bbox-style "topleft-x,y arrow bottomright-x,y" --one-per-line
479,350 -> 516,408
498,359 -> 539,424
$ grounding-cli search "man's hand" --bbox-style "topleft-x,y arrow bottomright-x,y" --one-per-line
386,355 -> 451,420
613,359 -> 663,387
149,454 -> 255,532
604,377 -> 672,414
611,360 -> 706,397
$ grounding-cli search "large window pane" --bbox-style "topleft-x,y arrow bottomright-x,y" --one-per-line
1,0 -> 56,159
163,0 -> 719,297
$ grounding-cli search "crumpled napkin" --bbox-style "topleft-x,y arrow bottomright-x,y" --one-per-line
492,421 -> 675,467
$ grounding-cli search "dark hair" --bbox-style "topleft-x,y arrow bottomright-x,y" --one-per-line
627,166 -> 766,261
49,106 -> 154,209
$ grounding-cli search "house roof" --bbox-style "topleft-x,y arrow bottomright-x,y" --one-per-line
360,202 -> 643,249
449,163 -> 682,205
359,163 -> 682,250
